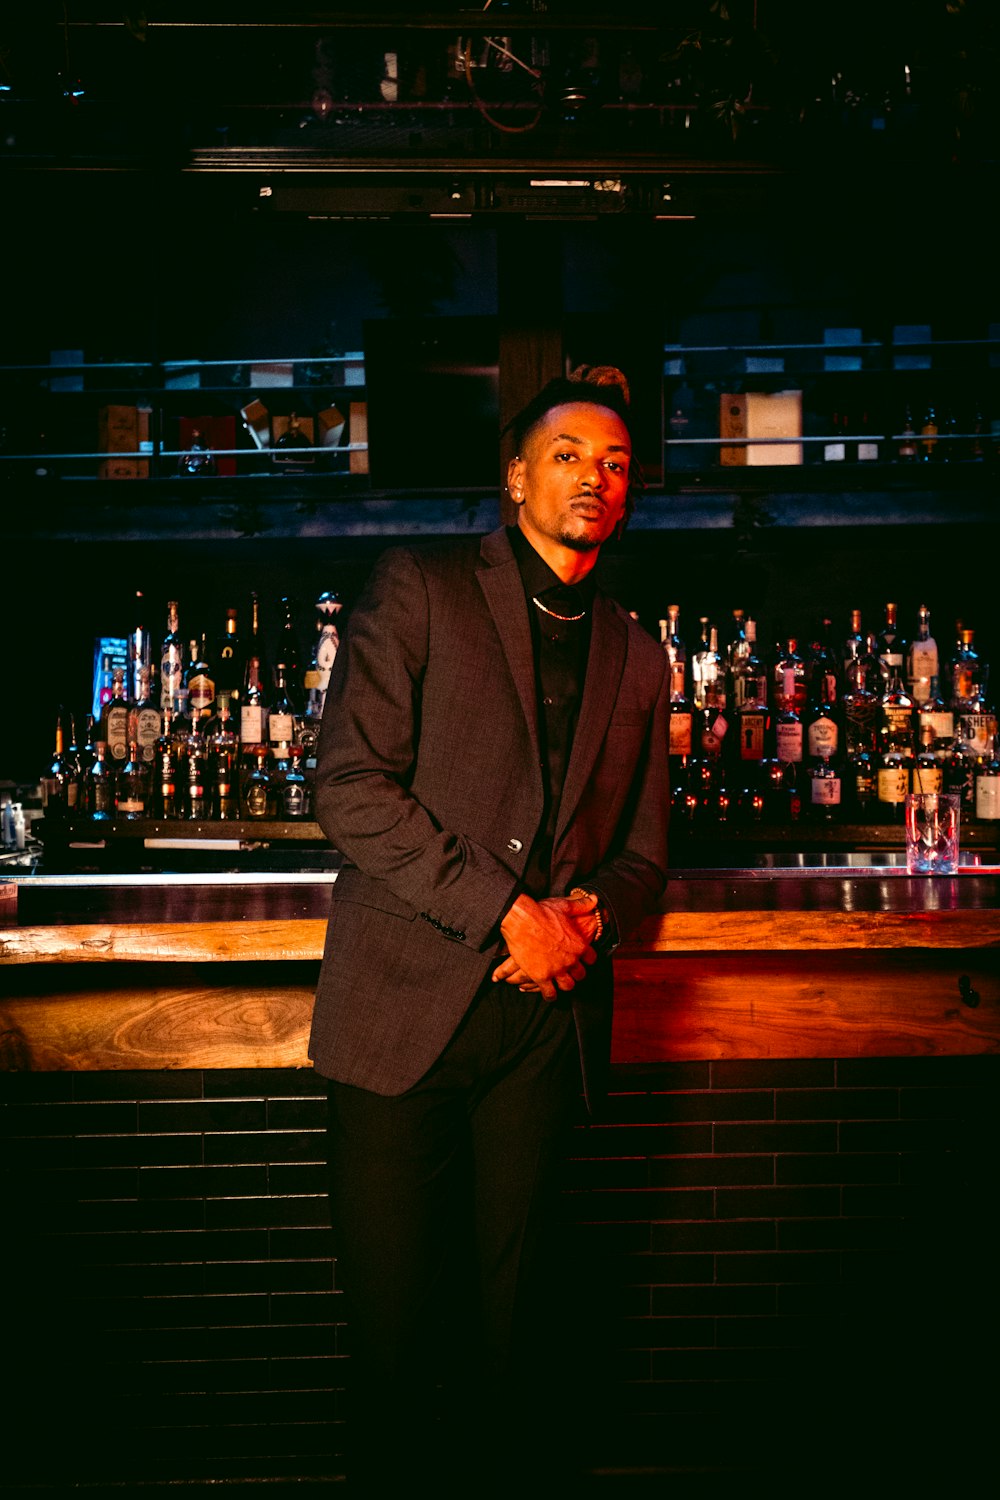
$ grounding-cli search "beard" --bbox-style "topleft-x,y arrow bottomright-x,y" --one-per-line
558,528 -> 603,553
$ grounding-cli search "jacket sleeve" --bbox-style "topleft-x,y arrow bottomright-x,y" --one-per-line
313,547 -> 520,952
578,653 -> 671,948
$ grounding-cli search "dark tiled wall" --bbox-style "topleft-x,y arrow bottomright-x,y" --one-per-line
3,1057 -> 997,1490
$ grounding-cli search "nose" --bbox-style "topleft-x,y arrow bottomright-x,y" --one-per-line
580,459 -> 603,491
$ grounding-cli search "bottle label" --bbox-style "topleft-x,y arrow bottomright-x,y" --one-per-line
811,774 -> 841,805
959,713 -> 997,758
857,441 -> 879,461
669,712 -> 693,757
137,707 -> 161,759
775,720 -> 803,763
117,797 -> 145,815
882,704 -> 913,741
739,713 -> 767,761
669,663 -> 686,699
269,711 -> 294,744
975,775 -> 1000,821
241,704 -> 267,743
188,674 -> 215,713
911,762 -> 943,794
919,709 -> 954,744
845,699 -> 877,754
808,719 -> 838,758
877,766 -> 909,803
161,647 -> 183,708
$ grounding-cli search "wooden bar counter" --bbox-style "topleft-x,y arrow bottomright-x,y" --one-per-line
2,863 -> 998,1070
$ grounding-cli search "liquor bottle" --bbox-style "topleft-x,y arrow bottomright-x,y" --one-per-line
897,404 -> 918,463
875,602 -> 904,686
911,742 -> 944,794
660,606 -> 687,703
83,740 -> 114,819
133,666 -> 161,764
877,659 -> 914,757
177,427 -> 217,476
275,597 -> 302,711
160,601 -> 184,712
725,608 -> 748,671
844,747 -> 877,820
311,590 -> 342,708
272,412 -> 314,472
214,607 -> 242,704
101,666 -> 130,764
807,749 -> 841,821
128,590 -> 151,709
774,695 -> 804,771
184,719 -> 209,820
919,402 -> 938,461
943,723 -> 977,813
185,633 -> 216,721
905,605 -> 939,707
268,663 -> 296,752
207,693 -> 239,819
116,740 -> 149,821
731,618 -> 770,764
876,745 -> 910,821
40,711 -> 71,818
823,410 -> 848,463
244,749 -> 272,819
660,608 -> 693,761
806,692 -> 839,765
974,735 -> 1000,822
240,591 -> 269,739
98,653 -> 114,710
947,625 -> 979,711
152,706 -> 178,819
690,617 -> 712,710
773,638 -> 806,717
804,616 -> 841,709
64,712 -> 81,812
695,624 -> 728,760
843,609 -> 865,676
842,634 -> 879,758
856,410 -> 879,462
281,744 -> 309,819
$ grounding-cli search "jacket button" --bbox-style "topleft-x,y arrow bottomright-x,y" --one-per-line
506,837 -> 523,853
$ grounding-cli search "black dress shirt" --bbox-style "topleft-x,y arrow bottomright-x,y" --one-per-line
507,524 -> 596,899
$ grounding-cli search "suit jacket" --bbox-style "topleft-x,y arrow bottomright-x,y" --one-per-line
308,525 -> 670,1107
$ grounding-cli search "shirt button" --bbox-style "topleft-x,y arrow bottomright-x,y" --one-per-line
543,696 -> 553,707
507,837 -> 523,853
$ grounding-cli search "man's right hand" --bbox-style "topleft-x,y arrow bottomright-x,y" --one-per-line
492,892 -> 599,1001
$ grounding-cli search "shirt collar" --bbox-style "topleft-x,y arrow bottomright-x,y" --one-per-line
506,524 -> 598,612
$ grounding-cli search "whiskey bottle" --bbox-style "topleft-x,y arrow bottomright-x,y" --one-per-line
101,667 -> 130,764
275,597 -> 302,712
268,664 -> 296,752
133,666 -> 161,764
40,711 -> 71,817
184,719 -> 209,821
214,607 -> 243,705
897,404 -> 918,462
185,633 -> 216,721
152,707 -> 178,819
974,735 -> 1000,822
876,746 -> 910,821
116,740 -> 149,821
660,608 -> 692,760
905,605 -> 939,707
160,600 -> 184,711
773,639 -> 806,717
875,602 -> 904,687
731,619 -> 769,764
807,749 -> 842,822
241,591 -> 270,746
281,744 -> 309,819
311,590 -> 342,706
920,402 -> 938,461
244,749 -> 272,819
877,660 -> 914,757
83,740 -> 114,819
207,693 -> 239,819
842,634 -> 879,757
128,590 -> 151,709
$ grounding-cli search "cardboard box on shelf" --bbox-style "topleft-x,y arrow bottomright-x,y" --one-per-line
240,399 -> 271,450
317,406 -> 346,447
250,361 -> 294,387
719,390 -> 802,466
349,401 -> 369,475
98,404 -> 141,480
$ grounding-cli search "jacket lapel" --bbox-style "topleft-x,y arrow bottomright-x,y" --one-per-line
555,591 -> 626,845
476,528 -> 541,757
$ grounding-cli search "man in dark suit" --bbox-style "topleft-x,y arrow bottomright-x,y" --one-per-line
310,367 -> 670,1493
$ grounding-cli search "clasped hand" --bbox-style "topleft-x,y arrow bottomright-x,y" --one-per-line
492,891 -> 599,1001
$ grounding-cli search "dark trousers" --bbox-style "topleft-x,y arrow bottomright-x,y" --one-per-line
325,977 -> 584,1495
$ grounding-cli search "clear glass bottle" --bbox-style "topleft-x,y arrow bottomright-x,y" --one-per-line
905,605 -> 939,707
974,735 -> 1000,822
875,602 -> 904,687
133,665 -> 161,764
153,706 -> 178,820
281,744 -> 309,819
116,739 -> 149,821
160,600 -> 184,712
84,740 -> 114,819
184,719 -> 208,820
244,749 -> 272,819
100,666 -> 131,765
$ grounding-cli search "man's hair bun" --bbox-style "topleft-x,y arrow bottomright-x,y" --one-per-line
568,364 -> 631,406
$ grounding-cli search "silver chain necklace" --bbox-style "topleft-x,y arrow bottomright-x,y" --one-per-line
532,594 -> 586,623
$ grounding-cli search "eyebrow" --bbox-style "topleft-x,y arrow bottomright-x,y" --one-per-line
549,432 -> 631,454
